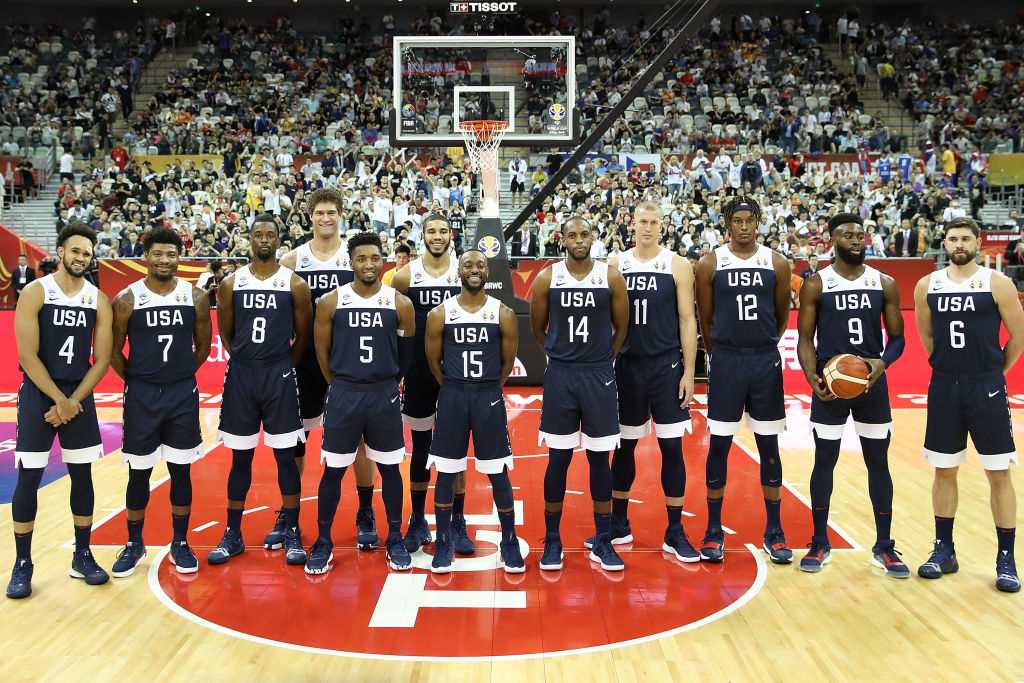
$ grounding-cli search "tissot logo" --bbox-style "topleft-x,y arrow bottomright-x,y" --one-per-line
450,1 -> 518,13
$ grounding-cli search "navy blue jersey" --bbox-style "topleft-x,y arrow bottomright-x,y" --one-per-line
926,267 -> 1003,374
710,244 -> 778,348
230,265 -> 295,362
406,256 -> 461,340
546,260 -> 614,363
125,278 -> 197,382
293,241 -> 353,310
441,295 -> 502,385
31,274 -> 99,382
618,248 -> 678,357
330,283 -> 400,383
815,265 -> 885,361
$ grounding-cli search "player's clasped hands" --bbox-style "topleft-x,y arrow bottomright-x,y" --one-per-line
45,397 -> 83,426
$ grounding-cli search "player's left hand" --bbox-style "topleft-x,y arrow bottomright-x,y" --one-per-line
43,406 -> 66,426
863,357 -> 886,391
678,374 -> 694,408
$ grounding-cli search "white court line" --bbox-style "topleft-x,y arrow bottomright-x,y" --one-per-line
192,521 -> 218,533
241,505 -> 269,516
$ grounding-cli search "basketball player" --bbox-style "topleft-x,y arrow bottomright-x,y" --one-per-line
109,227 -> 212,577
796,214 -> 910,577
424,250 -> 524,573
914,217 -> 1023,592
599,201 -> 699,562
305,232 -> 415,574
391,213 -> 474,555
694,196 -> 792,565
7,223 -> 113,599
207,215 -> 313,566
280,187 -> 381,552
531,216 -> 629,571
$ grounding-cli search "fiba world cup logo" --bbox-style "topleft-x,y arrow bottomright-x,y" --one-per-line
478,235 -> 501,258
548,103 -> 566,121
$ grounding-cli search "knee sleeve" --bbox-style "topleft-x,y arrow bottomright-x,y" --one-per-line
273,447 -> 301,496
586,449 -> 612,502
66,462 -> 94,517
611,439 -> 638,492
657,437 -> 685,499
543,448 -> 573,504
409,429 -> 432,484
227,448 -> 255,501
754,433 -> 782,488
706,434 -> 732,490
487,469 -> 514,510
166,462 -> 192,507
126,467 -> 153,511
376,463 -> 404,522
294,440 -> 306,459
435,471 -> 457,506
12,467 -> 45,523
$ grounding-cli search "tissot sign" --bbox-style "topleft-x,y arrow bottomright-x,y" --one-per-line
449,2 -> 519,13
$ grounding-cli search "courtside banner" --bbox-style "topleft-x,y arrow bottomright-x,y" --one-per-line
0,222 -> 49,305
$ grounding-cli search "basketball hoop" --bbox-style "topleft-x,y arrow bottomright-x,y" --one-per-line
457,120 -> 509,219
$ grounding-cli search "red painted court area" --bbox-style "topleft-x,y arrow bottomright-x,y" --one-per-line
87,406 -> 853,659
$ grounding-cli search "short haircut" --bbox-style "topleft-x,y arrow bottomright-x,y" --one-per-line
634,200 -> 662,217
57,222 -> 98,248
563,214 -> 592,232
143,226 -> 184,253
827,212 -> 864,233
348,231 -> 382,254
307,187 -> 346,213
946,216 -> 980,237
251,213 -> 278,232
460,248 -> 485,261
393,243 -> 412,257
723,195 -> 763,225
422,212 -> 451,230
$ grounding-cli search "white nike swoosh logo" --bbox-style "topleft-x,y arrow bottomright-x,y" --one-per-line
490,399 -> 502,406
282,372 -> 291,378
989,391 -> 1000,398
391,395 -> 400,403
671,362 -> 679,368
774,361 -> 781,367
604,379 -> 614,386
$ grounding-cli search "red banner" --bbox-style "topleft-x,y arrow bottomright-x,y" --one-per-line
0,222 -> 50,306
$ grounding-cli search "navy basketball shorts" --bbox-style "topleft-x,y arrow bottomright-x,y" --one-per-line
810,369 -> 892,441
539,360 -> 620,451
428,383 -> 513,474
295,349 -> 328,432
14,377 -> 103,469
321,379 -> 405,468
705,345 -> 786,436
122,377 -> 203,469
923,370 -> 1018,471
217,357 -> 304,450
402,359 -> 441,431
616,351 -> 693,440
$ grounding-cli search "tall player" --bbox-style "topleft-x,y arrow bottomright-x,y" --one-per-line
694,196 -> 793,565
109,227 -> 212,577
305,232 -> 415,574
280,187 -> 381,552
207,215 -> 313,566
601,201 -> 699,562
424,250 -> 525,573
796,214 -> 910,577
914,217 -> 1023,592
531,216 -> 630,571
391,214 -> 474,555
8,223 -> 113,599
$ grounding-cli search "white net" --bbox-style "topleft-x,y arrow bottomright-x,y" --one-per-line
457,120 -> 508,219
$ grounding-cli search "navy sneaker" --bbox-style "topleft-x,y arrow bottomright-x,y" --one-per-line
872,540 -> 911,579
386,533 -> 412,571
589,534 -> 625,571
403,514 -> 432,553
799,538 -> 832,573
284,526 -> 306,565
996,551 -> 1020,593
5,559 -> 33,599
584,518 -> 632,549
700,527 -> 725,563
451,513 -> 476,555
304,538 -> 334,576
918,540 -> 958,579
500,533 -> 526,574
111,541 -> 147,578
355,507 -> 380,551
169,541 -> 198,574
263,509 -> 287,550
432,533 -> 454,573
539,533 -> 564,571
662,525 -> 700,563
69,549 -> 109,585
763,527 -> 793,565
207,527 -> 245,565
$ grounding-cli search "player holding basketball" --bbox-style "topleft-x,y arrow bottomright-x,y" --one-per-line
207,215 -> 313,567
109,227 -> 212,577
694,196 -> 792,565
914,217 -> 1023,592
305,232 -> 415,574
279,187 -> 381,552
599,201 -> 699,562
391,214 -> 474,555
796,213 -> 910,577
424,250 -> 525,573
8,223 -> 113,599
531,216 -> 630,571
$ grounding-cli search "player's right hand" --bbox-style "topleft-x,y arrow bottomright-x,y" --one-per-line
55,397 -> 83,423
808,373 -> 836,401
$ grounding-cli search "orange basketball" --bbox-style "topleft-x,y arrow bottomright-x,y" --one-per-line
822,353 -> 870,399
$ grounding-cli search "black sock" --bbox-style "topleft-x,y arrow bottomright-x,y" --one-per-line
594,510 -> 611,536
282,505 -> 299,529
127,517 -> 145,544
764,498 -> 781,530
171,513 -> 189,542
707,496 -> 723,529
434,472 -> 456,538
74,524 -> 91,551
411,489 -> 427,518
356,485 -> 373,510
317,466 -> 346,541
544,509 -> 562,536
997,527 -> 1015,555
611,497 -> 629,525
14,530 -> 32,560
666,504 -> 682,529
227,507 -> 243,531
452,491 -> 465,517
935,516 -> 954,544
498,509 -> 515,535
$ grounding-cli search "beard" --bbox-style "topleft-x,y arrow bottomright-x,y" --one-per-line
949,248 -> 976,266
253,247 -> 275,261
835,243 -> 865,266
62,255 -> 86,278
426,238 -> 451,257
463,279 -> 485,294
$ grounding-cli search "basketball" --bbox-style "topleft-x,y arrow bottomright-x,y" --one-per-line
822,354 -> 870,399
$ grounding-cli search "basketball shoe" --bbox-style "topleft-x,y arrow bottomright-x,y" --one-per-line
169,540 -> 198,574
304,538 -> 334,575
403,514 -> 432,553
284,527 -> 306,565
700,527 -> 725,563
451,513 -> 476,555
589,534 -> 625,571
662,524 -> 700,563
263,509 -> 288,550
207,527 -> 245,565
500,532 -> 526,574
871,540 -> 911,579
996,551 -> 1020,593
917,539 -> 958,579
583,518 -> 632,549
432,533 -> 454,573
111,541 -> 147,578
69,549 -> 109,585
763,528 -> 793,564
539,533 -> 564,571
355,507 -> 379,551
799,538 -> 832,573
386,532 -> 412,571
5,559 -> 33,599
